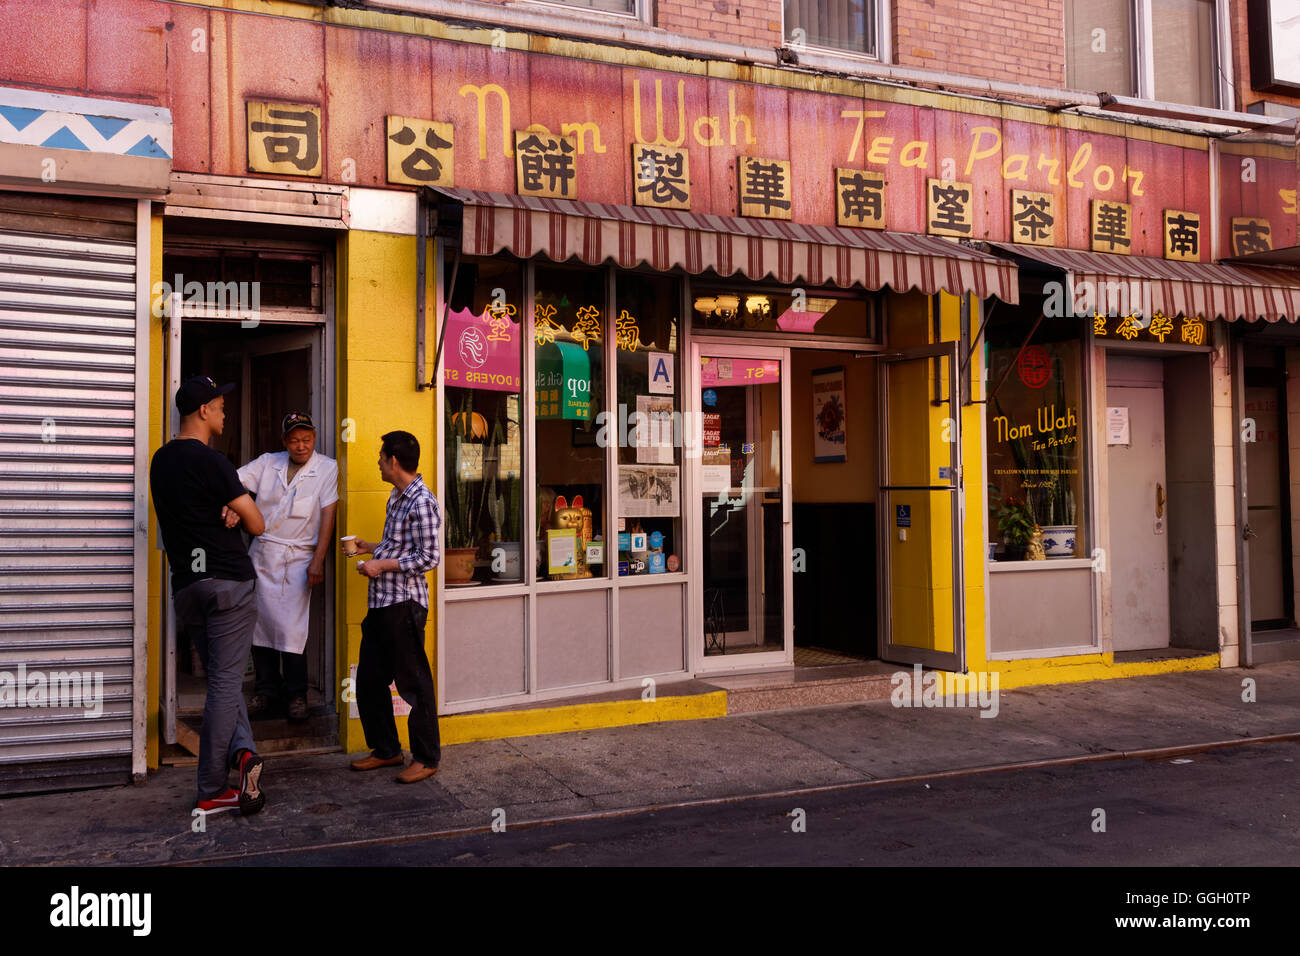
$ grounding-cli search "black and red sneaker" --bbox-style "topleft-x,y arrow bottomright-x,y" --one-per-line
234,749 -> 265,815
195,787 -> 241,816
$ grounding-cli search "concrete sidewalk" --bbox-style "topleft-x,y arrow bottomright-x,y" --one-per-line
4,661 -> 1299,865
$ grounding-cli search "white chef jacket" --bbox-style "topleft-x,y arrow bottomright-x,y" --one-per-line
237,450 -> 339,653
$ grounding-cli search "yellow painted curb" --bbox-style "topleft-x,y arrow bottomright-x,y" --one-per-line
440,691 -> 728,745
987,653 -> 1221,692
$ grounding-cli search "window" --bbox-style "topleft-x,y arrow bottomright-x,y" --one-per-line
1065,0 -> 1221,108
784,0 -> 880,59
524,0 -> 641,18
985,314 -> 1088,562
534,264 -> 608,580
615,272 -> 682,576
690,281 -> 878,341
443,256 -> 524,586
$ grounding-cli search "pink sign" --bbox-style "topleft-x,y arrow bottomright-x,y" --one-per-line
443,307 -> 521,392
701,357 -> 780,387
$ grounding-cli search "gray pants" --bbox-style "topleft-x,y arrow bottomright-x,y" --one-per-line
175,578 -> 258,799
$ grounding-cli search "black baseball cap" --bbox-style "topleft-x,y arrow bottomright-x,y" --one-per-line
282,412 -> 316,436
176,375 -> 234,416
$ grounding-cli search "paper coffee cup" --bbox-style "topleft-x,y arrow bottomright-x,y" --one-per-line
341,535 -> 360,556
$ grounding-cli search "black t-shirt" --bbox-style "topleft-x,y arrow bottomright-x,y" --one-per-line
150,438 -> 255,594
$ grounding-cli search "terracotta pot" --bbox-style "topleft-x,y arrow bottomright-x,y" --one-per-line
444,547 -> 477,583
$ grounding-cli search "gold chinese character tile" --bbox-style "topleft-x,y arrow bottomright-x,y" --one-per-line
387,116 -> 454,187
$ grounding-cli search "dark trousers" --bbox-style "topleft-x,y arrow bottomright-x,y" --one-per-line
174,578 -> 259,799
357,601 -> 441,767
252,645 -> 308,700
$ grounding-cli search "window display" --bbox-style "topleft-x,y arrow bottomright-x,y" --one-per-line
986,313 -> 1087,561
442,256 -> 523,585
534,264 -> 607,579
615,272 -> 682,575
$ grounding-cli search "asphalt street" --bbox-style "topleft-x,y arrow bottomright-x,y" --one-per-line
217,740 -> 1299,867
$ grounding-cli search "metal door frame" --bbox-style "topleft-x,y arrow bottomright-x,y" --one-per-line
877,341 -> 966,672
688,339 -> 793,674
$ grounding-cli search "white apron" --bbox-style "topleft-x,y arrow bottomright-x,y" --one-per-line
249,538 -> 314,654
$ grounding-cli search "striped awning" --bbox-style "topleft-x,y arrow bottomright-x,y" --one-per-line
432,187 -> 1019,304
992,243 -> 1300,323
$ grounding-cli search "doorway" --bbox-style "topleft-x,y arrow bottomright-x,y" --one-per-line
166,320 -> 335,738
692,342 -> 792,668
1104,350 -> 1218,654
790,349 -> 878,664
1243,345 -> 1294,631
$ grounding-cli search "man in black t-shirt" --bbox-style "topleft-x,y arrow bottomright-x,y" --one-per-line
151,375 -> 268,817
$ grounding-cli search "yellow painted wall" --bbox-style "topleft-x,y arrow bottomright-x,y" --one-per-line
335,229 -> 438,753
790,349 -> 875,504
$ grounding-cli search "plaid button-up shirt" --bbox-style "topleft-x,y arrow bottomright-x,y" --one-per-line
369,474 -> 441,609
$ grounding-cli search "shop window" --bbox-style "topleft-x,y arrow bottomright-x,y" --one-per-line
535,264 -> 607,580
1065,0 -> 1220,108
615,272 -> 683,576
691,282 -> 877,341
443,256 -> 525,585
986,315 -> 1088,561
784,0 -> 880,59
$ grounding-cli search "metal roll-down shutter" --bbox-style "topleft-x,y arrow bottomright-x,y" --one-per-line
0,192 -> 138,793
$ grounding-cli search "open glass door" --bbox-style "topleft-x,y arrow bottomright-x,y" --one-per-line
692,343 -> 791,668
878,342 -> 965,671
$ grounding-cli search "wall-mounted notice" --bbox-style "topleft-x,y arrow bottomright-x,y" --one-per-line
1107,406 -> 1130,445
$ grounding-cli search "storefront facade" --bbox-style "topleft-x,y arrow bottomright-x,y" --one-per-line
1,0 -> 1298,790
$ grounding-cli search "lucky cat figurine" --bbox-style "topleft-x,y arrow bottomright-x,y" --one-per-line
551,494 -> 593,579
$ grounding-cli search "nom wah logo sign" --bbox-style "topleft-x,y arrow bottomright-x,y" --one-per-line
1017,345 -> 1051,389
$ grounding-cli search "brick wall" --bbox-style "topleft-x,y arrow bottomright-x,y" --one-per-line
655,0 -> 783,49
892,0 -> 1064,88
1228,0 -> 1300,114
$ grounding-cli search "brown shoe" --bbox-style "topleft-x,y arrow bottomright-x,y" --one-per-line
395,760 -> 438,784
350,753 -> 404,772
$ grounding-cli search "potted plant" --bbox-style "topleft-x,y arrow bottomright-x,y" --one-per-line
996,495 -> 1042,561
444,394 -> 487,584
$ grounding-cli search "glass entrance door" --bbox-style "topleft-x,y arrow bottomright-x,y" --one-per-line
692,344 -> 791,667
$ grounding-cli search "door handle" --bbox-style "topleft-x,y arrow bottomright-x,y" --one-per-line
1155,482 -> 1164,519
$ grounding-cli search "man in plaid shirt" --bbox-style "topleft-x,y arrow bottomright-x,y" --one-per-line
346,430 -> 443,783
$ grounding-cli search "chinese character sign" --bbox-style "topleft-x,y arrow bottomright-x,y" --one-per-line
926,179 -> 973,237
1162,209 -> 1200,262
632,144 -> 690,209
1090,199 -> 1132,254
835,168 -> 885,229
515,131 -> 577,199
247,102 -> 321,176
387,116 -> 454,187
1092,312 -> 1207,344
1010,190 -> 1055,246
1231,218 -> 1272,256
737,156 -> 792,220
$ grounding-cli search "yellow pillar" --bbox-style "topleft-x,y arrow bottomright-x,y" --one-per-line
335,229 -> 438,753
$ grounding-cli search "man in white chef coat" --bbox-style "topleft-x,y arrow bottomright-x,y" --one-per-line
235,412 -> 339,722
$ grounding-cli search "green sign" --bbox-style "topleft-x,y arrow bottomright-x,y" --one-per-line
536,341 -> 592,420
